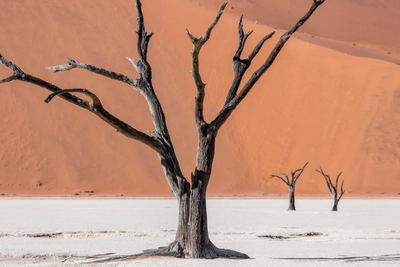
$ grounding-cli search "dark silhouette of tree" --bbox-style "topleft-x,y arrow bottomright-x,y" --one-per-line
316,167 -> 345,211
271,162 -> 309,210
0,0 -> 325,260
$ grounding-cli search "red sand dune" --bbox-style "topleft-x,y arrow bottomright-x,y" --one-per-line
0,0 -> 399,197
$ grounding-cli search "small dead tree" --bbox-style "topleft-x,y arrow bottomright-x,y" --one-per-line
316,167 -> 345,211
271,162 -> 309,211
0,0 -> 325,260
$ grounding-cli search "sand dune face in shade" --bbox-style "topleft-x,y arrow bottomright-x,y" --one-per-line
0,0 -> 399,197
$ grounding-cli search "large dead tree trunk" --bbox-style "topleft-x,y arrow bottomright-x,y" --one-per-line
0,0 -> 325,260
316,167 -> 345,211
271,162 -> 309,211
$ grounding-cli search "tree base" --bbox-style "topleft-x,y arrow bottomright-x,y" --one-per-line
88,240 -> 249,263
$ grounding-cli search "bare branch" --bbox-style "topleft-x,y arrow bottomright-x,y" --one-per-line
335,171 -> 343,189
1,54 -> 90,109
0,54 -> 165,155
203,2 -> 228,43
187,2 -> 227,127
240,0 -> 324,89
246,32 -> 275,62
0,75 -> 17,84
293,162 -> 309,183
234,16 -> 254,59
2,0 -> 188,201
223,22 -> 274,106
316,167 -> 334,196
213,0 -> 325,130
127,57 -> 140,74
46,57 -> 137,87
326,174 -> 335,191
130,0 -> 188,197
270,174 -> 290,186
278,172 -> 290,184
130,1 -> 174,142
134,0 -> 154,61
45,88 -> 102,108
0,54 -> 24,74
317,168 -> 345,211
338,179 -> 345,201
45,62 -> 74,72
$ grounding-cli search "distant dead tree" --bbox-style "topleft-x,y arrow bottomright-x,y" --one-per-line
0,0 -> 325,260
316,167 -> 345,211
271,162 -> 309,211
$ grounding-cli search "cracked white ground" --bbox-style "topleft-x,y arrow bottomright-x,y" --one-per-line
0,198 -> 399,266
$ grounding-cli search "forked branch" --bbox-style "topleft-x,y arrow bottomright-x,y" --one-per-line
213,0 -> 325,130
134,0 -> 154,61
316,167 -> 345,199
316,167 -> 345,211
271,162 -> 308,211
270,173 -> 290,186
224,18 -> 275,106
293,162 -> 309,183
186,2 -> 228,127
1,0 -> 185,198
271,162 -> 308,186
338,179 -> 345,201
0,54 -> 165,155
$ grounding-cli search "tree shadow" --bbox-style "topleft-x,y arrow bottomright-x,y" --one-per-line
276,253 -> 400,262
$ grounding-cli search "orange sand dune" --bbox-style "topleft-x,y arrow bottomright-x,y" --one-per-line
199,0 -> 400,64
0,0 -> 399,197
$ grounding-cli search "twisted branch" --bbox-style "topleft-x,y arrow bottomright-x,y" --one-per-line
45,88 -> 102,108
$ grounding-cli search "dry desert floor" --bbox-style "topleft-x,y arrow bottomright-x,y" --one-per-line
0,198 -> 399,266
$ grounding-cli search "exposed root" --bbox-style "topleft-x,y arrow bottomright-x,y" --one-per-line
213,247 -> 250,259
202,242 -> 250,259
86,241 -> 185,263
84,240 -> 249,263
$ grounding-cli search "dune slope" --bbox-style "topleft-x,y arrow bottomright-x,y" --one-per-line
0,0 -> 399,196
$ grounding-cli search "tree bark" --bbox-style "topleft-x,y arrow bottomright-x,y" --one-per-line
288,186 -> 296,211
332,197 -> 339,211
187,128 -> 215,257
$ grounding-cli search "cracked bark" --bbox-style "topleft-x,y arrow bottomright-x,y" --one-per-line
0,0 -> 325,260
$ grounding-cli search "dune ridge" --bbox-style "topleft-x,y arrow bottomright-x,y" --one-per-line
0,0 -> 399,197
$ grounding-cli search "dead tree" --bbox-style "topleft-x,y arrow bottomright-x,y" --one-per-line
270,162 -> 309,211
316,167 -> 345,211
0,0 -> 325,260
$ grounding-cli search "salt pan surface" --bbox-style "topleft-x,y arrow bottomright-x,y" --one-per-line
0,198 -> 399,266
